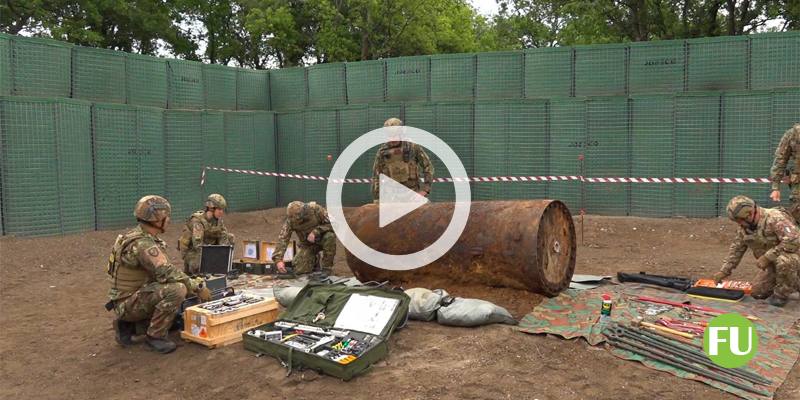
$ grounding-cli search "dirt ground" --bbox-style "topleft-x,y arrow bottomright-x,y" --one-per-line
1,208 -> 798,400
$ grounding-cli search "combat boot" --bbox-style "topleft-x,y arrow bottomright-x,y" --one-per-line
113,319 -> 135,347
768,295 -> 788,307
146,335 -> 177,354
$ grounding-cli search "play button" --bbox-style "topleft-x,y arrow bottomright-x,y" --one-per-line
378,173 -> 429,228
326,125 -> 471,271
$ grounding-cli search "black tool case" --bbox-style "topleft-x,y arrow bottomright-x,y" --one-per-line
242,283 -> 410,380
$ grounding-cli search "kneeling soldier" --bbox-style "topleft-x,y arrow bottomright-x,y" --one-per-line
273,201 -> 336,277
178,194 -> 235,274
107,195 -> 209,353
714,195 -> 800,307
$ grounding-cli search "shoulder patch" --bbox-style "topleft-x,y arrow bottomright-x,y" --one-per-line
147,247 -> 160,257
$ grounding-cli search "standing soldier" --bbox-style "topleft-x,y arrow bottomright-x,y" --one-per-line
178,194 -> 235,274
769,123 -> 800,221
371,117 -> 434,201
273,201 -> 337,278
713,195 -> 800,307
106,195 -> 209,353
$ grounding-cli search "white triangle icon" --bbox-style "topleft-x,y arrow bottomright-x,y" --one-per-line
379,173 -> 429,228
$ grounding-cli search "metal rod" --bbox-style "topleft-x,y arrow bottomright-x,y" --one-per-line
611,325 -> 770,386
606,337 -> 770,397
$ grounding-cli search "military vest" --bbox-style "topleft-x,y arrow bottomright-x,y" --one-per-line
741,208 -> 790,257
380,143 -> 418,183
291,203 -> 323,243
107,227 -> 151,300
178,211 -> 223,251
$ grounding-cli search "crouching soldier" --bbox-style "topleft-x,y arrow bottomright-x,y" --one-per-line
178,194 -> 235,274
273,201 -> 336,278
714,195 -> 800,307
107,195 -> 210,353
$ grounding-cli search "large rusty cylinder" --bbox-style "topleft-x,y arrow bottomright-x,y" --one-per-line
344,200 -> 576,297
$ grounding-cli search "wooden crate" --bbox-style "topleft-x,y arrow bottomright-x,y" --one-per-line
181,297 -> 279,349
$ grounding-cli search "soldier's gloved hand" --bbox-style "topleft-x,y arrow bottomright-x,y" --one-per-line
712,271 -> 729,284
197,285 -> 212,302
756,256 -> 772,270
187,276 -> 203,292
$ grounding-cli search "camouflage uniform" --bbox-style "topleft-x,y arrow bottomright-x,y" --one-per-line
371,142 -> 434,200
273,201 -> 336,275
718,198 -> 800,303
108,197 -> 201,340
769,123 -> 800,221
178,211 -> 235,274
370,117 -> 434,201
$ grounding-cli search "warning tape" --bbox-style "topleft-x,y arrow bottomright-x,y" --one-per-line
200,166 -> 771,186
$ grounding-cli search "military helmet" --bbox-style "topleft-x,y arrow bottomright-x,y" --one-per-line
384,117 -> 403,127
206,193 -> 228,209
726,195 -> 757,222
287,201 -> 306,219
134,195 -> 171,222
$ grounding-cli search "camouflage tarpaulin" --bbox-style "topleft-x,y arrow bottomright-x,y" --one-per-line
518,284 -> 800,400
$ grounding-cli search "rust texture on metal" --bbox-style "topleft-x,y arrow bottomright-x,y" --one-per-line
344,200 -> 576,297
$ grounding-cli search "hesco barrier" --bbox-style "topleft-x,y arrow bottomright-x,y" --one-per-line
0,32 -> 799,236
0,32 -> 797,112
0,97 -> 94,236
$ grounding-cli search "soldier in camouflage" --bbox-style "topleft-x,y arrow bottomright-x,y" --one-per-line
714,195 -> 800,307
178,194 -> 235,274
769,123 -> 800,221
107,195 -> 210,353
273,201 -> 337,277
371,118 -> 434,201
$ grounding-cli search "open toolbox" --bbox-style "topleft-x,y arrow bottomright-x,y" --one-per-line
242,283 -> 410,380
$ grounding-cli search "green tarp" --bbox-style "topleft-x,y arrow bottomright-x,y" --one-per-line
277,111 -> 306,205
167,60 -> 205,110
630,95 -> 674,217
304,109 -> 339,203
430,54 -> 475,101
338,105 -> 373,206
525,47 -> 573,98
575,45 -> 627,97
72,46 -> 127,103
750,32 -> 800,90
673,93 -> 720,217
476,52 -> 523,100
345,60 -> 385,104
307,63 -> 346,107
127,53 -> 168,108
548,98 -> 586,211
686,36 -> 748,92
203,64 -> 237,110
386,56 -> 430,102
0,34 -> 12,95
0,97 -> 94,236
270,67 -> 307,111
236,68 -> 270,110
93,104 -> 165,228
12,36 -> 72,97
628,40 -> 685,95
165,110 -> 205,219
585,97 -> 630,215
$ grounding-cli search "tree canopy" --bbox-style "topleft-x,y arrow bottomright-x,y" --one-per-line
1,0 -> 794,68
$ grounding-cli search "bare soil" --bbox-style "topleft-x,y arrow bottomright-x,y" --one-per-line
1,209 -> 798,400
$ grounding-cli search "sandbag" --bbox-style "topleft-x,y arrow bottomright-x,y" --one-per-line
274,285 -> 304,307
405,288 -> 449,321
436,298 -> 517,327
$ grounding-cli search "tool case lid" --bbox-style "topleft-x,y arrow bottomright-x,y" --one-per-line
279,283 -> 410,339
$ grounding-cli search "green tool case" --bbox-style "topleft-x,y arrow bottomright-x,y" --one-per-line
242,283 -> 410,380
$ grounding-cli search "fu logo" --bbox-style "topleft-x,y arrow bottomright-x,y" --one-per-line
703,313 -> 759,368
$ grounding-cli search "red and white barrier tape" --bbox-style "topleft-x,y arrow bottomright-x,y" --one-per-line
200,166 -> 772,186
